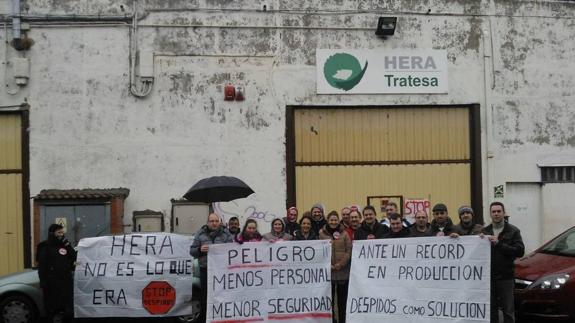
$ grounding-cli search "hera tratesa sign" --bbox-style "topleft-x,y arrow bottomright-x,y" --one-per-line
316,49 -> 448,94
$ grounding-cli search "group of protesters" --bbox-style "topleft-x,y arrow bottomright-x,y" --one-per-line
191,201 -> 525,323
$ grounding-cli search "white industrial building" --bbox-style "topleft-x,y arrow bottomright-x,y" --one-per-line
1,0 -> 574,274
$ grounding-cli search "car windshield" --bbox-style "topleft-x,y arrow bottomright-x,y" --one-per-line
540,227 -> 575,257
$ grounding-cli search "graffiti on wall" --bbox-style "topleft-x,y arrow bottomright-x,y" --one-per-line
213,201 -> 278,229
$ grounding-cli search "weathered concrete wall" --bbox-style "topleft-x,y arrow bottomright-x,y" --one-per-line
2,0 -> 575,235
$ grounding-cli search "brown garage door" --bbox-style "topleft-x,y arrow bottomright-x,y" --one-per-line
288,106 -> 481,223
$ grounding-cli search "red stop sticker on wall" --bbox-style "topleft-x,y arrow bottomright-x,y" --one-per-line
142,281 -> 176,315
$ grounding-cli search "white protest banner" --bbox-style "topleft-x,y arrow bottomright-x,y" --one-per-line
208,240 -> 332,323
347,236 -> 490,323
74,233 -> 195,317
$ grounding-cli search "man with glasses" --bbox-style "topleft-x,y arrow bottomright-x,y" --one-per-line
481,202 -> 524,323
409,210 -> 432,237
430,203 -> 454,236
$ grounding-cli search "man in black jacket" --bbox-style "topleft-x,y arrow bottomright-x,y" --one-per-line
453,205 -> 483,236
355,205 -> 389,240
409,210 -> 432,237
36,223 -> 77,323
482,202 -> 524,323
430,203 -> 455,236
385,213 -> 410,238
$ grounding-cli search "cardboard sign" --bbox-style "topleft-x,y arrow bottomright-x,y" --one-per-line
347,236 -> 490,323
403,199 -> 431,224
207,240 -> 332,323
74,233 -> 195,317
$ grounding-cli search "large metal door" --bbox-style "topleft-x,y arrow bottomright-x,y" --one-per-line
0,114 -> 24,276
41,204 -> 110,246
291,107 -> 478,223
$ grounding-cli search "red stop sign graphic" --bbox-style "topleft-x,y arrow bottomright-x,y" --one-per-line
142,281 -> 176,315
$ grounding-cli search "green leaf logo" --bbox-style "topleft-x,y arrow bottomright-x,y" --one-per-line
323,53 -> 368,91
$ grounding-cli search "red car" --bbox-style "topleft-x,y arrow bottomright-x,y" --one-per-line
514,225 -> 575,322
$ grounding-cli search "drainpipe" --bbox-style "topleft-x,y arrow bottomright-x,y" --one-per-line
11,0 -> 22,50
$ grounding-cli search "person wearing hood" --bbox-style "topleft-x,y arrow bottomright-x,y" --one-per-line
384,213 -> 411,238
190,213 -> 234,322
293,214 -> 317,240
430,203 -> 455,236
263,218 -> 293,241
319,211 -> 352,323
235,218 -> 263,243
355,205 -> 389,240
310,203 -> 327,236
37,223 -> 77,323
282,207 -> 300,236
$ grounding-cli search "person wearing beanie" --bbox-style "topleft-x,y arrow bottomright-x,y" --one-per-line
282,206 -> 300,236
310,203 -> 327,236
430,203 -> 455,236
36,223 -> 77,323
453,206 -> 483,236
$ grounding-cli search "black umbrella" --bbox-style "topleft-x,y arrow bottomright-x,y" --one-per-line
183,176 -> 255,203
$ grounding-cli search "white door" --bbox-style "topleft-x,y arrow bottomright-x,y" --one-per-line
505,182 -> 542,253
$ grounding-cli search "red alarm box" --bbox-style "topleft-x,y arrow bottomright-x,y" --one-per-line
224,83 -> 235,101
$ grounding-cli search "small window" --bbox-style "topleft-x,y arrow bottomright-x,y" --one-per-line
541,166 -> 575,183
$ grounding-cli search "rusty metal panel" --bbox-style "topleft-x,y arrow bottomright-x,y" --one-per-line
294,108 -> 469,163
0,114 -> 22,170
0,174 -> 24,275
295,163 -> 470,223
